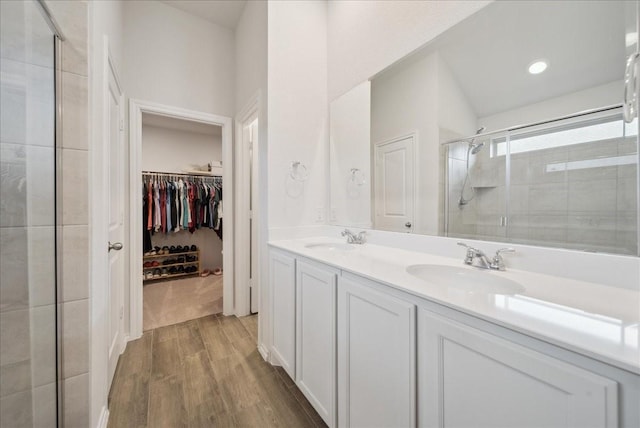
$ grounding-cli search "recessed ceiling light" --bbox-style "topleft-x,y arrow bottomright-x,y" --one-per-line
528,60 -> 548,75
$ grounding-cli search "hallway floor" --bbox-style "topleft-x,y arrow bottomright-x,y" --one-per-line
107,314 -> 326,428
143,274 -> 223,331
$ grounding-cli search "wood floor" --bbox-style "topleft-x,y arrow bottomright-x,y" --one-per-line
143,275 -> 223,330
108,314 -> 326,428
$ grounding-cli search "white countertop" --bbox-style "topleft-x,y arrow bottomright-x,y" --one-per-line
269,237 -> 640,375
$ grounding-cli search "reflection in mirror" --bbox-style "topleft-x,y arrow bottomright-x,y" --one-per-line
329,0 -> 639,255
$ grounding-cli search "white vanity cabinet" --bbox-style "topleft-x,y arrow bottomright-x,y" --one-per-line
337,275 -> 416,428
296,259 -> 338,427
270,250 -> 296,378
418,310 -> 619,428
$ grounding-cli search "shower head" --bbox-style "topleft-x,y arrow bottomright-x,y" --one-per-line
468,126 -> 486,154
470,142 -> 484,154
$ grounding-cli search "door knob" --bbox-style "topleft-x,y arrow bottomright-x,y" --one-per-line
405,222 -> 412,228
108,241 -> 123,252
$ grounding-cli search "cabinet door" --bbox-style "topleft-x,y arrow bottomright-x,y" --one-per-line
338,276 -> 416,428
296,260 -> 337,427
419,310 -> 618,428
270,250 -> 296,379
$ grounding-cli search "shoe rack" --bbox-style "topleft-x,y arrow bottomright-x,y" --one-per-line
143,248 -> 201,282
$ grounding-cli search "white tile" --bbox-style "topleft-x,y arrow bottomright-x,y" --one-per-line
0,144 -> 55,227
29,305 -> 56,387
32,382 -> 57,428
46,0 -> 88,76
61,148 -> 88,225
0,227 -> 29,312
0,59 -> 27,144
63,372 -> 89,428
1,59 -> 55,147
0,390 -> 32,428
0,360 -> 31,397
567,179 -> 617,213
62,299 -> 89,378
528,182 -> 568,214
0,309 -> 30,366
61,72 -> 88,150
27,226 -> 56,307
0,0 -> 54,67
61,225 -> 89,301
617,177 -> 637,212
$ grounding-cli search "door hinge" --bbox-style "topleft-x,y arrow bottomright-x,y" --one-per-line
119,119 -> 124,131
119,306 -> 124,320
249,210 -> 253,220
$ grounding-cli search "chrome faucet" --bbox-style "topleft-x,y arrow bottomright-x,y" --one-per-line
457,242 -> 515,271
342,229 -> 366,244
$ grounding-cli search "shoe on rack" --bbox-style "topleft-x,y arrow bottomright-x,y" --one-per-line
169,267 -> 178,275
190,245 -> 197,251
153,268 -> 161,278
144,261 -> 152,268
177,266 -> 185,274
144,271 -> 153,280
161,268 -> 168,277
152,261 -> 160,267
169,245 -> 176,254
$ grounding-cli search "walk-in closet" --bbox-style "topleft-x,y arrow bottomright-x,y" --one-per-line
140,113 -> 225,330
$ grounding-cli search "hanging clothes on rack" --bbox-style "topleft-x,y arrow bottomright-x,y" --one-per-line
142,171 -> 223,241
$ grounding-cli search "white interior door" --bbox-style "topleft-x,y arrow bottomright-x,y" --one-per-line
374,135 -> 415,232
107,59 -> 124,385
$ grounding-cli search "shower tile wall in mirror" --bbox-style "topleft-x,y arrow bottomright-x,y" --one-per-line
329,0 -> 639,256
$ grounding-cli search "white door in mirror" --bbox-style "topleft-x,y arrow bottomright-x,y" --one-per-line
374,135 -> 415,232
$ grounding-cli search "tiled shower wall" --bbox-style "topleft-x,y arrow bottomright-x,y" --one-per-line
447,134 -> 638,255
0,1 -> 58,426
49,1 -> 91,426
0,1 -> 90,427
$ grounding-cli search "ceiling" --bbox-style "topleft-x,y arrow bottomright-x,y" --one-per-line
160,0 -> 247,29
375,1 -> 626,119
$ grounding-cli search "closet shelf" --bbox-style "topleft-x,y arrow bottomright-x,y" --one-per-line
143,271 -> 200,282
142,261 -> 199,269
143,250 -> 200,259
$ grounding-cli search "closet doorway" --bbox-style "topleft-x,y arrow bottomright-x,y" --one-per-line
129,100 -> 233,338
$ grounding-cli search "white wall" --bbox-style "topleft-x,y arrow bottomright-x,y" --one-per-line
141,125 -> 221,173
327,0 -> 491,101
123,0 -> 235,117
235,0 -> 267,112
267,0 -> 328,229
329,81 -> 371,227
479,80 -> 623,131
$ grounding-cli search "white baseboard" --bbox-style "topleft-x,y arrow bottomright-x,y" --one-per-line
258,343 -> 270,362
96,406 -> 109,428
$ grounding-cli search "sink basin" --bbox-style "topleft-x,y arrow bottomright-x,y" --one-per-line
406,264 -> 525,295
305,243 -> 356,252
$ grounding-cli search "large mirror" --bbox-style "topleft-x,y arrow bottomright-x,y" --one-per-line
329,0 -> 639,256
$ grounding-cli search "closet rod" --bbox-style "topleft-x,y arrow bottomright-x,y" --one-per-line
142,170 -> 222,178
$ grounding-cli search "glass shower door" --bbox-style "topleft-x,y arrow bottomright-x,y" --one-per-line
1,1 -> 58,427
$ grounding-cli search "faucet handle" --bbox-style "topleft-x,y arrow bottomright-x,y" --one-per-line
491,248 -> 515,271
457,242 -> 476,264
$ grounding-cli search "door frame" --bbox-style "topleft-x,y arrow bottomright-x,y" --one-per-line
372,131 -> 418,232
235,93 -> 260,317
128,99 -> 234,339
